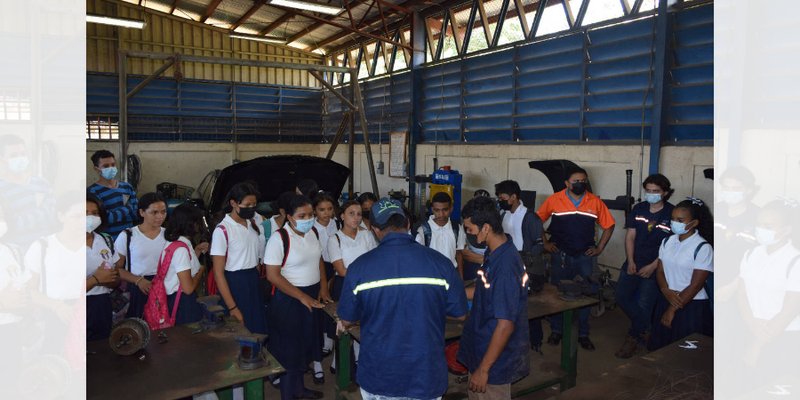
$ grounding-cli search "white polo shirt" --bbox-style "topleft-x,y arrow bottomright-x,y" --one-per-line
87,233 -> 120,296
315,218 -> 339,263
162,236 -> 202,296
658,231 -> 713,300
415,216 -> 466,267
739,242 -> 800,331
264,226 -> 322,287
501,202 -> 528,251
114,226 -> 167,276
210,214 -> 263,271
0,244 -> 29,324
328,229 -> 377,272
25,236 -> 84,300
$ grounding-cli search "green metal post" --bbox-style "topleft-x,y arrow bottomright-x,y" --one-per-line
244,379 -> 264,399
560,309 -> 578,391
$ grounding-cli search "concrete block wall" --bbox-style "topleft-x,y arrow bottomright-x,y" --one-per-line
87,141 -> 712,273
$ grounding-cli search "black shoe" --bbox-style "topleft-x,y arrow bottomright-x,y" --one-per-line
294,388 -> 324,399
312,371 -> 324,385
547,332 -> 562,346
578,336 -> 596,351
531,343 -> 543,354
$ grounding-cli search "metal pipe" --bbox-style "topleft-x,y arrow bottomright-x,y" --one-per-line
348,85 -> 356,198
126,57 -> 175,100
648,0 -> 669,174
326,111 -> 351,159
123,50 -> 351,73
351,69 -> 380,196
118,50 -> 129,183
309,70 -> 357,110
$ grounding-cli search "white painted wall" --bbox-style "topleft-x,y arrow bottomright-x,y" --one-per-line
86,141 -> 713,272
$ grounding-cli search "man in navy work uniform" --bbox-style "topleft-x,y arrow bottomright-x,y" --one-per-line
338,198 -> 467,400
458,196 -> 530,399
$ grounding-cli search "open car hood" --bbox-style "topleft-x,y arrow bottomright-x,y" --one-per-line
207,155 -> 350,215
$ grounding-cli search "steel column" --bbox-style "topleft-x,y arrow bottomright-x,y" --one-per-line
408,11 -> 426,212
648,0 -> 669,174
118,50 -> 128,182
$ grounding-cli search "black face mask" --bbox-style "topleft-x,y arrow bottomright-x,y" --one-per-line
498,200 -> 512,211
466,233 -> 486,249
238,206 -> 256,220
362,210 -> 371,221
570,182 -> 587,195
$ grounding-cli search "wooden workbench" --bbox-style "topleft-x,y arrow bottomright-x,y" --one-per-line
324,283 -> 598,399
87,319 -> 284,400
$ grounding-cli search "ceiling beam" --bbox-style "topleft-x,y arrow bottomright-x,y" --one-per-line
231,0 -> 267,31
271,4 -> 412,50
200,0 -> 224,23
169,0 -> 180,14
285,0 -> 370,44
259,12 -> 296,35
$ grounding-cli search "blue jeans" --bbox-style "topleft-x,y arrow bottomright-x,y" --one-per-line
549,251 -> 593,337
360,389 -> 441,400
615,262 -> 659,339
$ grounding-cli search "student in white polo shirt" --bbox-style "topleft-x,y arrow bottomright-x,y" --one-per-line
650,197 -> 713,351
266,194 -> 332,400
415,192 -> 466,278
327,200 -> 378,372
210,182 -> 267,335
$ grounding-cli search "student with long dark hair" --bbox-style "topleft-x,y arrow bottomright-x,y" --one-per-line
614,174 -> 675,358
114,192 -> 168,318
266,194 -> 333,400
357,192 -> 378,231
210,182 -> 268,334
313,193 -> 340,358
160,204 -> 208,324
85,194 -> 122,340
649,197 -> 714,350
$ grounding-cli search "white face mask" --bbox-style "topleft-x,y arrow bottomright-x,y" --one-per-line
86,215 -> 102,233
755,227 -> 780,246
719,190 -> 744,205
7,156 -> 29,173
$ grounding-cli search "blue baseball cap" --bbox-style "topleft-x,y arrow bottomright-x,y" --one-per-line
371,198 -> 405,226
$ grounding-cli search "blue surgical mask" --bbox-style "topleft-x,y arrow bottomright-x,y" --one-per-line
670,220 -> 689,235
644,193 -> 662,204
755,227 -> 779,246
294,217 -> 315,234
100,166 -> 118,180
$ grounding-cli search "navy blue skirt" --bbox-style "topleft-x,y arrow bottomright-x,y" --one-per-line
87,293 -> 112,341
324,262 -> 334,284
648,296 -> 712,351
332,275 -> 345,301
167,290 -> 203,325
126,274 -> 155,318
224,268 -> 268,334
268,283 -> 323,371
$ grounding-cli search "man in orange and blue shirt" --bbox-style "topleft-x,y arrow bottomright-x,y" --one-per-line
537,166 -> 615,350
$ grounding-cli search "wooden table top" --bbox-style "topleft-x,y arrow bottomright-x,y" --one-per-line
87,320 -> 284,400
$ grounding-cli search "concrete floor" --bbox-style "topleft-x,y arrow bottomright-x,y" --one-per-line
262,305 -> 636,399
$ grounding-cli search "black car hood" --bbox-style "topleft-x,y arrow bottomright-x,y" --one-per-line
208,155 -> 350,214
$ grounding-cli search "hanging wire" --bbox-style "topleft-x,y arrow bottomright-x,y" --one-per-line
638,0 -> 659,201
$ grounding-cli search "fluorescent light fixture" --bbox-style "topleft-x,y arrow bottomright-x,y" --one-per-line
86,14 -> 145,29
230,33 -> 286,44
270,0 -> 342,15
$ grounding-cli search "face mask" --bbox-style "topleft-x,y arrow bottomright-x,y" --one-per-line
670,220 -> 691,235
86,215 -> 102,232
294,217 -> 315,234
755,227 -> 779,246
644,193 -> 662,204
237,206 -> 256,220
8,156 -> 29,173
570,182 -> 587,195
466,233 -> 487,250
362,210 -> 371,221
719,190 -> 744,205
100,166 -> 118,180
498,200 -> 511,211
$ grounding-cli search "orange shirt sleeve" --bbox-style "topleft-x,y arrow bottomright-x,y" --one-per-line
536,195 -> 554,222
594,197 -> 615,230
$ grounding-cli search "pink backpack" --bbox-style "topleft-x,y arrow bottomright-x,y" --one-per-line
144,241 -> 191,330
